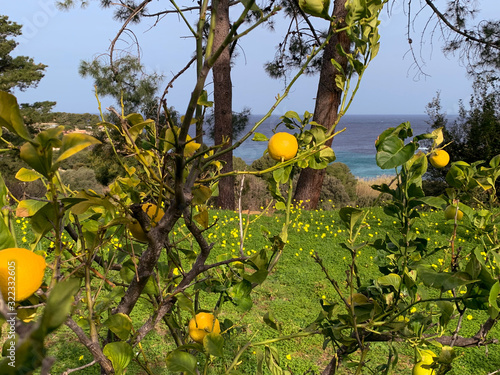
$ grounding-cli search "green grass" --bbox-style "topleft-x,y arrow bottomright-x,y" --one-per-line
4,206 -> 500,374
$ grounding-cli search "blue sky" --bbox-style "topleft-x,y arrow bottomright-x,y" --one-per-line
3,1 -> 494,116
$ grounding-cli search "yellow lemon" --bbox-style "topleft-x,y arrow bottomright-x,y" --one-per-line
188,312 -> 221,343
0,248 -> 46,302
268,132 -> 298,161
429,150 -> 450,168
412,361 -> 436,375
127,203 -> 165,242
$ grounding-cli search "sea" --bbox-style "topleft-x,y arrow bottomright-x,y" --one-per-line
231,114 -> 457,179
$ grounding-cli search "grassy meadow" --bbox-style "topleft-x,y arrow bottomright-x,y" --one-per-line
8,203 -> 500,375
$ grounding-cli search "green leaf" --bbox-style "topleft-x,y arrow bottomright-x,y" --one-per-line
339,207 -> 363,233
193,209 -> 209,229
377,273 -> 401,290
0,92 -> 31,140
55,133 -> 101,163
417,266 -> 476,291
0,218 -> 15,250
243,269 -> 268,285
488,281 -> 500,319
165,350 -> 197,374
253,132 -> 269,142
125,113 -> 145,126
263,312 -> 282,333
103,313 -> 133,341
20,142 -> 51,178
282,111 -> 302,123
191,185 -> 213,205
128,120 -> 154,143
416,196 -> 447,210
103,342 -> 133,375
228,280 -> 253,311
41,278 -> 80,334
16,199 -> 47,217
204,333 -> 224,357
431,127 -> 444,147
376,135 -> 417,169
437,301 -> 454,328
197,90 -> 213,107
15,167 -> 43,182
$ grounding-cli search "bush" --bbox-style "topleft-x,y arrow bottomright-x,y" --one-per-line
319,175 -> 351,209
325,162 -> 357,200
60,167 -> 104,193
250,154 -> 275,172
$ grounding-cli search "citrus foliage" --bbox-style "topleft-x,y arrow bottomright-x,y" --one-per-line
2,0 -> 498,374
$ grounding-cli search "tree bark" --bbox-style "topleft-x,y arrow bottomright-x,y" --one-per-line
213,0 -> 235,210
293,0 -> 350,210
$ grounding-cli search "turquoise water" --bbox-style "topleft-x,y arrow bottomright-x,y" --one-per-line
232,114 -> 448,178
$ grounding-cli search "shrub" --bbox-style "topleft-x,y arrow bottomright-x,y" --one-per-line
319,175 -> 351,209
325,162 -> 357,200
250,154 -> 275,172
60,167 -> 104,193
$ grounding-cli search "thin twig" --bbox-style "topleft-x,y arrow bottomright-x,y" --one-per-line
62,360 -> 97,375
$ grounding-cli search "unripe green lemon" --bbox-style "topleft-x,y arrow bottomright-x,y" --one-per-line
444,205 -> 463,221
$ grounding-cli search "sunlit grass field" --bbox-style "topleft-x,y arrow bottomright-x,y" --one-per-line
10,205 -> 500,374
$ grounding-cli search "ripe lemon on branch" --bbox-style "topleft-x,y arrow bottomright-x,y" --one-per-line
188,312 -> 221,343
429,149 -> 450,168
267,132 -> 298,162
127,203 -> 165,242
413,349 -> 437,375
0,248 -> 46,302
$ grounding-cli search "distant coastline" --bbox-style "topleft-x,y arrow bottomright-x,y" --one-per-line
233,113 -> 458,178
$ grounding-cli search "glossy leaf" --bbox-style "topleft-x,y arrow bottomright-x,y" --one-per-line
0,92 -> 31,140
165,350 -> 197,374
16,199 -> 47,217
204,333 -> 224,357
253,132 -> 269,142
103,342 -> 133,375
41,278 -> 80,334
192,185 -> 212,205
489,281 -> 500,319
20,142 -> 51,178
377,273 -> 401,290
55,133 -> 101,163
15,168 -> 43,182
339,207 -> 363,233
376,135 -> 416,169
103,313 -> 133,341
0,218 -> 15,250
193,208 -> 209,229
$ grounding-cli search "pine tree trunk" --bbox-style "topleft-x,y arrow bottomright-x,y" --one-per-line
213,0 -> 235,210
293,0 -> 350,210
